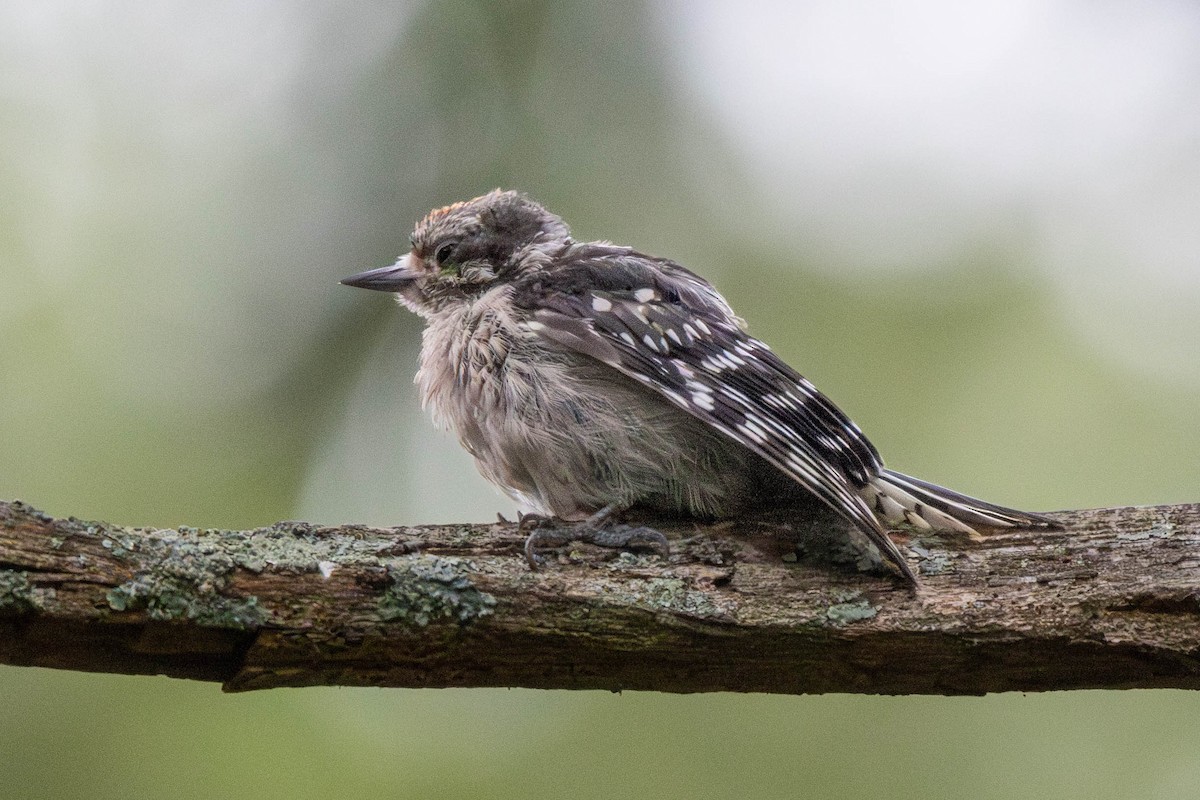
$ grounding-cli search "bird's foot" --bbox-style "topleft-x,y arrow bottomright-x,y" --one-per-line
519,508 -> 670,569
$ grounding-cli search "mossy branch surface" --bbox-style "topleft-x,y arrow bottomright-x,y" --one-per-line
2,499 -> 1199,694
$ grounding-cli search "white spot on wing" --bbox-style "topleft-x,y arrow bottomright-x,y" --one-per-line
591,295 -> 613,312
634,287 -> 657,302
661,388 -> 687,406
738,419 -> 767,444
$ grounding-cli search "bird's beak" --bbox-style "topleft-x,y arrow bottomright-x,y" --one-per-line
341,253 -> 421,292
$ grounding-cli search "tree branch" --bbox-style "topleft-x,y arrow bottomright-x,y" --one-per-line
2,498 -> 1198,694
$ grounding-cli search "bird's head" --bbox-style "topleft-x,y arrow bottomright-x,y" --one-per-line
342,189 -> 571,316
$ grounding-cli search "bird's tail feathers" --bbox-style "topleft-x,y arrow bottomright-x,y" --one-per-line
862,469 -> 1059,539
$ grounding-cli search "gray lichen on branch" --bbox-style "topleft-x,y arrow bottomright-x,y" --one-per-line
1,498 -> 1199,694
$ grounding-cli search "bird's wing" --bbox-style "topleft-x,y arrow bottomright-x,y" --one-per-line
512,246 -> 914,582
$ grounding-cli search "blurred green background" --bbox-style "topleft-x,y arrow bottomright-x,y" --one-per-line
3,2 -> 1200,798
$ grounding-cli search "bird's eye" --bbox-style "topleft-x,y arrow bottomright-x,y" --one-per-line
435,242 -> 456,265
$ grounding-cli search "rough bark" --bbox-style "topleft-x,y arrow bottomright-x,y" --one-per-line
1,498 -> 1198,694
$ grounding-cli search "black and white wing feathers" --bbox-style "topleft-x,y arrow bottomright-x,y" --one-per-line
513,245 -> 916,583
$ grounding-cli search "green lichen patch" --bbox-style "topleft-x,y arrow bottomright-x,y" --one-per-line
632,576 -> 723,618
0,570 -> 41,612
209,524 -> 417,575
102,527 -> 268,629
378,556 -> 496,626
908,540 -> 953,576
825,591 -> 878,625
94,520 -> 431,630
590,566 -> 732,620
99,532 -> 144,559
1118,522 -> 1175,542
106,576 -> 266,629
